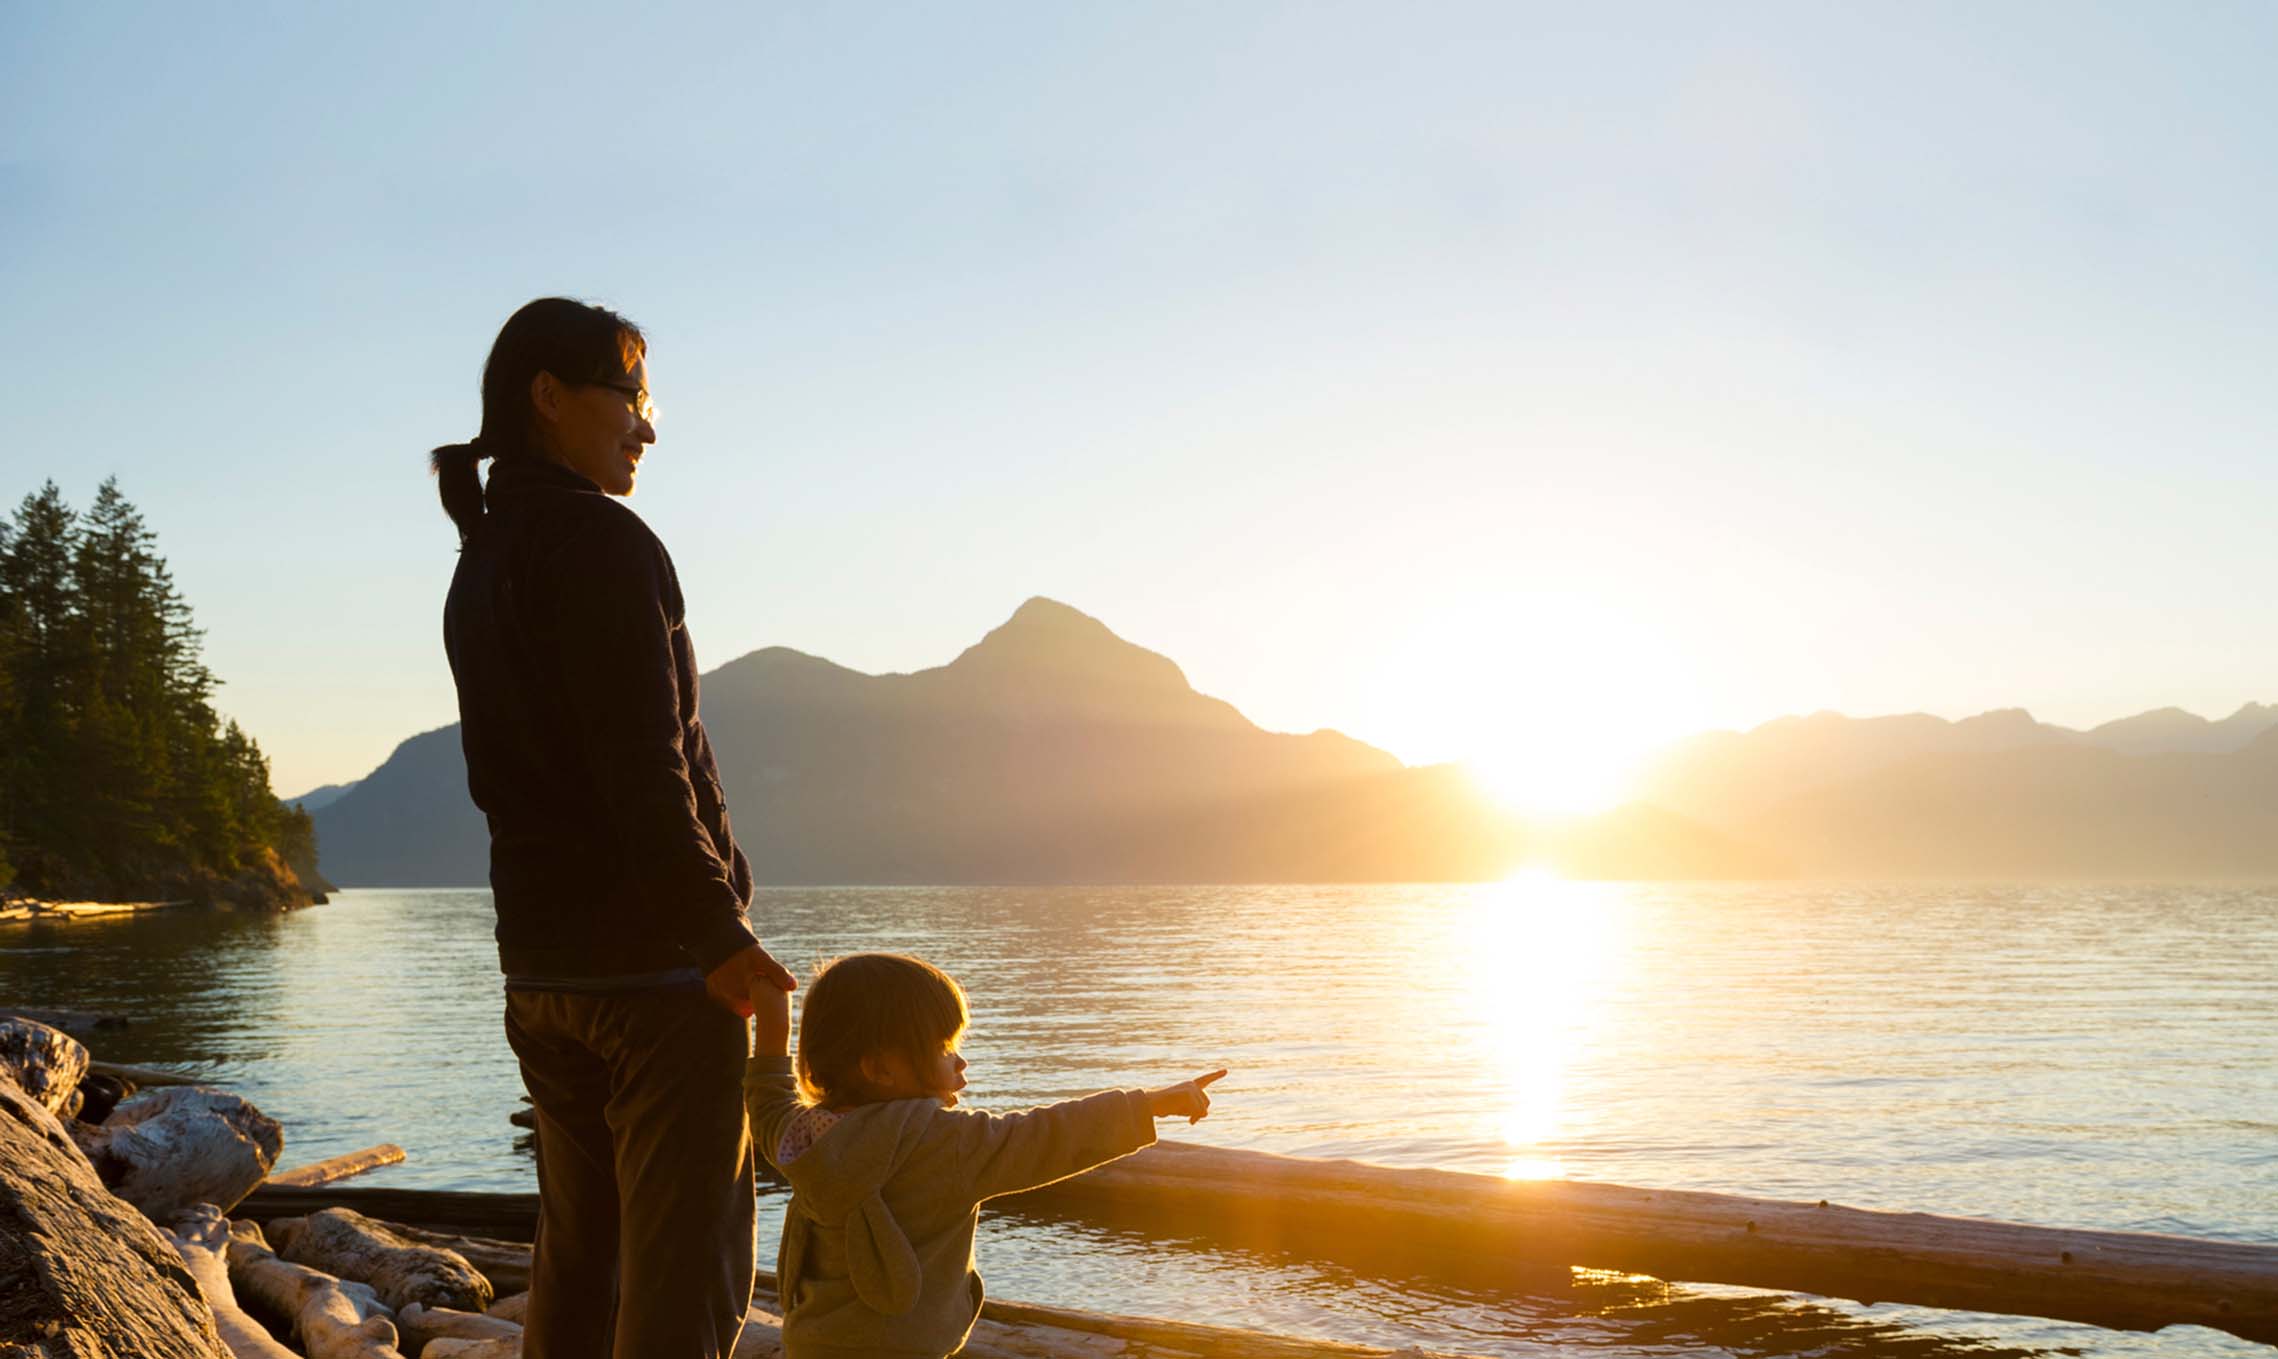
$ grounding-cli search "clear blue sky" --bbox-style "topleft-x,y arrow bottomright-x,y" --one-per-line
5,2 -> 2275,806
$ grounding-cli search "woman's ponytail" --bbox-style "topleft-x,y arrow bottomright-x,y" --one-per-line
430,297 -> 646,547
430,440 -> 488,544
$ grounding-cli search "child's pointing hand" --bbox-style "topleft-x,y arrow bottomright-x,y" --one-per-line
1147,1069 -> 1228,1125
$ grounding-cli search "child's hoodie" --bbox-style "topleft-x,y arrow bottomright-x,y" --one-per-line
745,1055 -> 1157,1359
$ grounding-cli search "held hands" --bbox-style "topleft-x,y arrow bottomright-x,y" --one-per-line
1146,1069 -> 1228,1125
705,942 -> 797,1018
748,976 -> 792,1057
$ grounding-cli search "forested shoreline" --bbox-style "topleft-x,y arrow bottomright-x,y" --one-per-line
0,479 -> 324,909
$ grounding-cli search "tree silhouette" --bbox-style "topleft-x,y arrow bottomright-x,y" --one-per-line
0,479 -> 318,904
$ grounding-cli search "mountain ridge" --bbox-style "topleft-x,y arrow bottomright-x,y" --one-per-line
303,596 -> 2278,885
308,597 -> 1560,886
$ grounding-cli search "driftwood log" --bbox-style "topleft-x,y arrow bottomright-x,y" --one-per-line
244,1135 -> 2278,1346
0,1014 -> 91,1118
420,1341 -> 520,1359
395,1303 -> 521,1352
269,1207 -> 494,1313
225,1220 -> 407,1359
268,1143 -> 408,1188
166,1205 -> 301,1359
385,1224 -> 532,1295
0,1079 -> 229,1358
487,1292 -> 529,1323
241,1186 -> 536,1238
1004,1142 -> 2278,1344
89,1058 -> 209,1087
75,1085 -> 285,1218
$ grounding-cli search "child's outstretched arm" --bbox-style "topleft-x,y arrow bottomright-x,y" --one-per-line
742,981 -> 804,1176
950,1068 -> 1230,1203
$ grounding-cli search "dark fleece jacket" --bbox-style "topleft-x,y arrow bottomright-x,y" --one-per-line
443,456 -> 757,979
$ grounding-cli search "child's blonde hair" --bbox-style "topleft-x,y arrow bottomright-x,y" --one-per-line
797,953 -> 969,1106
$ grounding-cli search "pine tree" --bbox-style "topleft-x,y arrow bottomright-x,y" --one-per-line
1,484 -> 87,886
0,479 -> 316,904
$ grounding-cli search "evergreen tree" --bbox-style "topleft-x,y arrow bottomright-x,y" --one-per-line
0,479 -> 316,904
1,484 -> 86,886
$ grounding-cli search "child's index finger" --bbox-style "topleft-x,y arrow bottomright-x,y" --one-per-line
1194,1069 -> 1228,1088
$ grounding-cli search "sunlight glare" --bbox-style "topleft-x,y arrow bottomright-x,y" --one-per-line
1428,598 -> 1702,819
1452,872 -> 1628,1180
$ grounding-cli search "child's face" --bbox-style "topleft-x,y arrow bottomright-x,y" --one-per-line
865,1038 -> 968,1106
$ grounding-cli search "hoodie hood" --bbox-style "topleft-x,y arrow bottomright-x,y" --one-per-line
781,1098 -> 944,1316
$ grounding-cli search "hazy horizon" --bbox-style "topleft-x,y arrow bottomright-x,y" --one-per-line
8,3 -> 2275,809
275,599 -> 2274,804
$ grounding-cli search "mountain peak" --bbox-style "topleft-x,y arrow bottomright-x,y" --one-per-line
948,598 -> 1190,690
914,597 -> 1257,730
1005,595 -> 1099,630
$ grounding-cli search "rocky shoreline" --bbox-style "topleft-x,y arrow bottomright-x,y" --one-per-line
1,848 -> 333,918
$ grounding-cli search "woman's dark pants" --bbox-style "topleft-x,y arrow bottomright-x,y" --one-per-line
505,987 -> 755,1359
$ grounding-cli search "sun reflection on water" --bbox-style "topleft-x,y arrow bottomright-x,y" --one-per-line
1454,870 -> 1628,1180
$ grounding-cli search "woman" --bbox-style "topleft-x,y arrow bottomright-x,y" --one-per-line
432,297 -> 794,1359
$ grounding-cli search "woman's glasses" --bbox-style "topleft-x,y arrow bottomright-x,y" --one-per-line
583,379 -> 658,424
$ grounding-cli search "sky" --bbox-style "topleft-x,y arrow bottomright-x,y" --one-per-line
4,2 -> 2276,811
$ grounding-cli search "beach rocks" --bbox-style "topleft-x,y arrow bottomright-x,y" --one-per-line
74,1084 -> 285,1218
0,1077 -> 231,1358
0,1013 -> 91,1117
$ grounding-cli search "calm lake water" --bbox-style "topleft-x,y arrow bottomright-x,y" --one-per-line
4,882 -> 2273,1359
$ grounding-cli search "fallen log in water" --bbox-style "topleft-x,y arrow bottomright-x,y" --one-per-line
1014,1143 -> 2278,1343
0,1004 -> 130,1039
244,1137 -> 2278,1344
90,1058 -> 212,1087
269,1143 -> 408,1188
243,1185 -> 536,1238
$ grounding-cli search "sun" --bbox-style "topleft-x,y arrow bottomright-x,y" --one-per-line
1373,594 -> 1703,819
1440,597 -> 1705,819
1466,733 -> 1642,819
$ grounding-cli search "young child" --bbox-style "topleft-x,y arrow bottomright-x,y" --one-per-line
744,952 -> 1224,1358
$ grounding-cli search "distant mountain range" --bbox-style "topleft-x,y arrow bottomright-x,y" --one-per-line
1639,704 -> 2278,877
311,598 -> 1709,885
283,780 -> 361,812
305,597 -> 2278,884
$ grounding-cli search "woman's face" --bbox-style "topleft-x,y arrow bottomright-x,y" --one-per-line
533,357 -> 656,496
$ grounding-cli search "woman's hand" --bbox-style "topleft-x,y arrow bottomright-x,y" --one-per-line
705,942 -> 796,1017
1146,1069 -> 1228,1125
